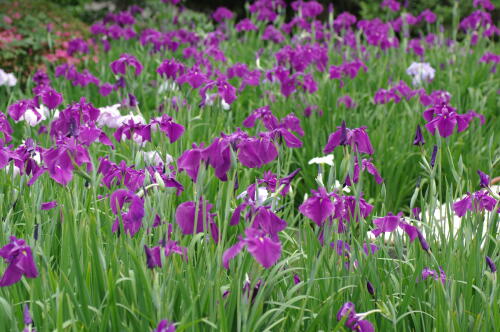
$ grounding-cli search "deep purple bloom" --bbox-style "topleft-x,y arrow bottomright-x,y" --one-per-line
324,123 -> 374,155
236,18 -> 258,32
237,137 -> 278,169
110,189 -> 145,237
423,103 -> 485,138
110,53 -> 143,76
381,0 -> 401,12
223,228 -> 281,269
153,114 -> 185,143
8,99 -> 37,122
99,83 -> 114,97
413,125 -> 425,145
430,145 -> 438,168
175,199 -> 219,243
345,158 -> 383,185
453,190 -> 498,217
157,58 -> 185,80
299,187 -> 335,226
41,88 -> 63,110
336,302 -> 374,332
144,245 -> 162,269
367,281 -> 375,296
42,138 -> 93,186
212,7 -> 234,23
372,212 -> 422,245
486,256 -> 496,273
0,112 -> 13,145
41,201 -> 57,210
421,267 -> 446,285
154,319 -> 176,332
337,95 -> 356,109
477,170 -> 490,188
0,236 -> 38,287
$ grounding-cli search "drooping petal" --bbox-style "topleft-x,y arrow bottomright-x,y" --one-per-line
222,240 -> 245,269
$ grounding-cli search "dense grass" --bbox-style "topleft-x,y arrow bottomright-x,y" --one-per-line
0,1 -> 499,331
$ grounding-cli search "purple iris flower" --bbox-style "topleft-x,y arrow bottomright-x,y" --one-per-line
381,0 -> 401,12
336,302 -> 375,332
0,236 -> 38,287
41,88 -> 63,110
144,226 -> 187,268
413,124 -> 425,145
477,170 -> 490,188
144,245 -> 162,269
420,267 -> 446,285
486,256 -> 496,273
423,103 -> 485,138
176,66 -> 207,89
453,190 -> 498,217
236,18 -> 258,32
212,7 -> 234,23
223,228 -> 281,269
371,212 -> 425,247
175,199 -> 219,243
42,137 -> 92,186
237,137 -> 278,169
299,187 -> 336,226
8,99 -> 38,122
337,95 -> 356,109
153,319 -> 176,332
114,119 -> 152,144
157,58 -> 185,80
110,53 -> 143,76
41,201 -> 58,210
345,158 -> 383,185
99,83 -> 114,97
153,114 -> 185,143
110,189 -> 145,237
0,112 -> 13,144
98,158 -> 145,192
324,122 -> 374,155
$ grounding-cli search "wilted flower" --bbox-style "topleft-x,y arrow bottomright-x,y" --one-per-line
0,236 -> 38,287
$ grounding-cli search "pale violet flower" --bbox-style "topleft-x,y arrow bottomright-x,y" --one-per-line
406,62 -> 435,86
0,69 -> 17,87
308,154 -> 334,166
97,104 -> 122,128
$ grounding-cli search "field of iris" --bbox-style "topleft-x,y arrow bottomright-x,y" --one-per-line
0,0 -> 499,331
